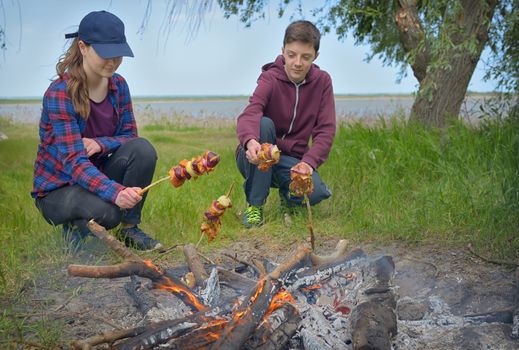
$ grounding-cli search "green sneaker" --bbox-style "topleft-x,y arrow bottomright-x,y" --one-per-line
242,205 -> 263,228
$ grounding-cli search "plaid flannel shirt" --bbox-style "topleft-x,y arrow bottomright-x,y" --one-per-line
31,73 -> 137,204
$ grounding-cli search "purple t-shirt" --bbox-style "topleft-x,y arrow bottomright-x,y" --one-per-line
83,96 -> 117,138
83,96 -> 117,168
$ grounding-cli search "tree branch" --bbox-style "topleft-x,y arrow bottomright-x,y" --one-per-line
395,0 -> 430,82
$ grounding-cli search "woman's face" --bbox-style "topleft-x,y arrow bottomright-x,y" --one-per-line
79,41 -> 123,80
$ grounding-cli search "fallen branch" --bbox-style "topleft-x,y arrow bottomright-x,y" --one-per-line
68,220 -> 205,313
71,326 -> 147,350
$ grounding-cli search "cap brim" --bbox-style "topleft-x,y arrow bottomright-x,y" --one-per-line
91,42 -> 134,59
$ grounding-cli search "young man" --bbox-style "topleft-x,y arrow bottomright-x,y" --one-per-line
236,20 -> 336,228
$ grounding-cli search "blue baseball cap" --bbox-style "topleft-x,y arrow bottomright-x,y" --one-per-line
65,11 -> 134,59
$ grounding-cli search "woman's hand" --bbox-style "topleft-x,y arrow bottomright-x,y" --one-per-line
115,187 -> 142,209
245,139 -> 261,165
82,137 -> 102,157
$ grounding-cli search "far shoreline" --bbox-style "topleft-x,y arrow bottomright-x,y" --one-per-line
0,92 -> 499,105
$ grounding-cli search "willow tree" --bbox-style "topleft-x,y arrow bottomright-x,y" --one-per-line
217,0 -> 516,128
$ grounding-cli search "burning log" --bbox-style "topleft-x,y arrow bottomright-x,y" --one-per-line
243,302 -> 300,350
72,234 -> 388,350
112,313 -> 227,350
209,245 -> 310,350
209,277 -> 280,350
68,220 -> 206,313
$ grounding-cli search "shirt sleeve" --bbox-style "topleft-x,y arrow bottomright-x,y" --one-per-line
45,88 -> 125,203
301,73 -> 336,169
93,76 -> 138,156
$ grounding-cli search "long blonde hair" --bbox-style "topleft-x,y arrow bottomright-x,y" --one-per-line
56,38 -> 90,119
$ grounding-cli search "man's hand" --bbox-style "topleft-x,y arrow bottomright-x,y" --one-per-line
245,139 -> 262,165
115,187 -> 142,209
82,137 -> 102,157
292,161 -> 314,175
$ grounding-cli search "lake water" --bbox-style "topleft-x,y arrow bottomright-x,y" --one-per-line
0,95 -> 491,123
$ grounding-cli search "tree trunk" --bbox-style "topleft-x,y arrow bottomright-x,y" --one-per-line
397,0 -> 498,128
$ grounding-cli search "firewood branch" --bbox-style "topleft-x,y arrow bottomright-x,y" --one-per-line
71,326 -> 147,350
67,220 -> 204,313
269,245 -> 311,280
310,239 -> 350,266
87,220 -> 143,261
68,261 -> 162,280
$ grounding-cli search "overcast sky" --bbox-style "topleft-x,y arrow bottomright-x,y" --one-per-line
0,0 -> 498,98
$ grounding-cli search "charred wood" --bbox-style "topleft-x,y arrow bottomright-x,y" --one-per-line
160,319 -> 227,349
217,267 -> 256,291
463,307 -> 516,324
209,277 -> 282,350
288,248 -> 366,292
244,302 -> 300,350
112,312 -> 225,350
124,276 -> 156,315
350,301 -> 397,350
210,246 -> 310,350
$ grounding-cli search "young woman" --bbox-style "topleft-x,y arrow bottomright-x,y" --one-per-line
31,10 -> 161,251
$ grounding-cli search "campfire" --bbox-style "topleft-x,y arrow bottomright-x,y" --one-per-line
67,221 -> 398,350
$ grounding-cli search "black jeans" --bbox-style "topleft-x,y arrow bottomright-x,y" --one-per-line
35,137 -> 157,231
236,117 -> 332,207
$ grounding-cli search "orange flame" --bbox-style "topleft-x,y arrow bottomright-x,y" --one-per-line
265,289 -> 296,317
301,284 -> 321,292
144,259 -> 207,311
200,318 -> 228,341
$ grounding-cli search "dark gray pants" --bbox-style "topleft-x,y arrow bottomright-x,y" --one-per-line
236,117 -> 331,207
35,137 -> 157,231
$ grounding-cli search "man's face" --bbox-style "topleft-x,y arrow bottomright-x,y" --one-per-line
282,41 -> 318,84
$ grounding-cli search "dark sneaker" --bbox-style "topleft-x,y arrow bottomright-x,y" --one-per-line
242,205 -> 263,228
118,225 -> 162,251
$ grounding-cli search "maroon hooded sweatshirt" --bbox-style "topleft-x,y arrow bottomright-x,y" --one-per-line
237,55 -> 336,170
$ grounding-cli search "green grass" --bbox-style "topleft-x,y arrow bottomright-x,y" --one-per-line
1,113 -> 519,346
